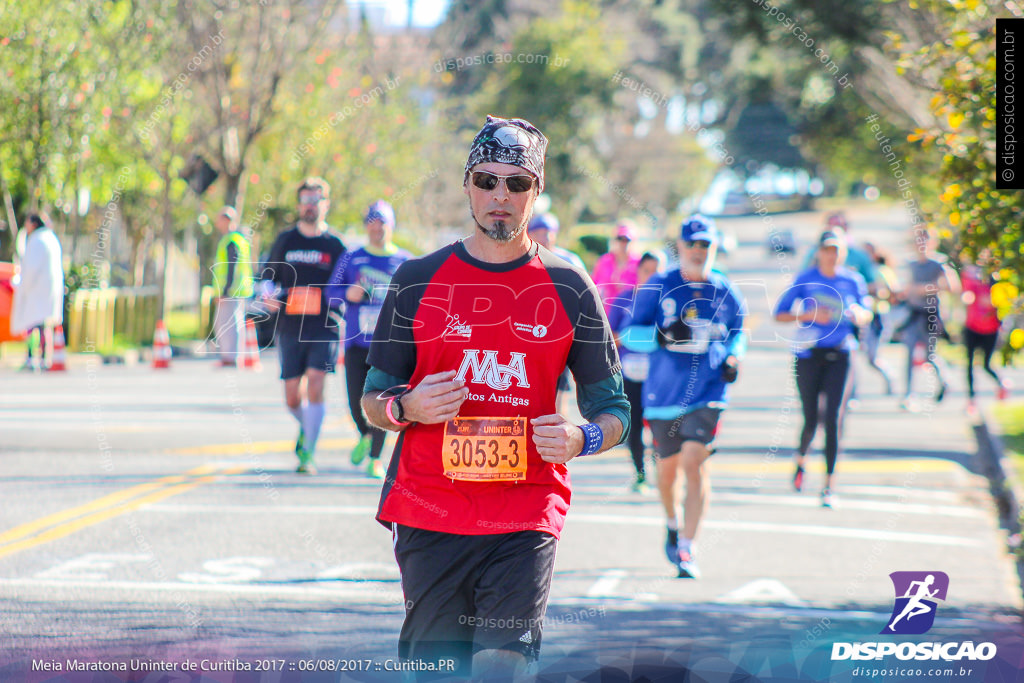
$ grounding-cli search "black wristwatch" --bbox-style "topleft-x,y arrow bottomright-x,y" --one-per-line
393,394 -> 407,423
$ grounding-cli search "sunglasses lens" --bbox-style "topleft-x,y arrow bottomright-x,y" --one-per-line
472,172 -> 499,191
506,176 -> 534,193
471,172 -> 534,193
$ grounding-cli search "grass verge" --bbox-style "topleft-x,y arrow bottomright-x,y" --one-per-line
993,401 -> 1024,492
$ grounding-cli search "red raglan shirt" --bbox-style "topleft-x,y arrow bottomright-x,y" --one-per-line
368,241 -> 621,538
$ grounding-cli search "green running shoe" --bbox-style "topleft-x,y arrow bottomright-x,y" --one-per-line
368,458 -> 385,479
351,434 -> 372,465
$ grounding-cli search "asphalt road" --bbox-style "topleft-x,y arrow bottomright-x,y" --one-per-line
1,205 -> 1022,682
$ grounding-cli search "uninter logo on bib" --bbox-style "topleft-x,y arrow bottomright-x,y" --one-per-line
882,571 -> 949,635
456,350 -> 530,391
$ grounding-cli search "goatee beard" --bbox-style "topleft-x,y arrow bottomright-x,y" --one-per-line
473,213 -> 525,243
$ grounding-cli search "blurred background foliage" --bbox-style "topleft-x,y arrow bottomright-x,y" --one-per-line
0,0 -> 1019,314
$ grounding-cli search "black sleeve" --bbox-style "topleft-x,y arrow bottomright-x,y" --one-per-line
223,241 -> 238,297
538,250 -> 621,385
576,374 -> 630,446
566,276 -> 622,384
260,231 -> 288,285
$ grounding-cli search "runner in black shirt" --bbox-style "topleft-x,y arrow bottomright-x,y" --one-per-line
259,177 -> 346,474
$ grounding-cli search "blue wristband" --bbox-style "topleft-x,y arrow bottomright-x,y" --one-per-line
579,422 -> 604,456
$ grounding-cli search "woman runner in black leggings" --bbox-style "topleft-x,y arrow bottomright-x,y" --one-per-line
774,229 -> 872,507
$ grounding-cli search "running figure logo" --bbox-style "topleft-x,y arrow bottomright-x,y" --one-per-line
882,571 -> 949,634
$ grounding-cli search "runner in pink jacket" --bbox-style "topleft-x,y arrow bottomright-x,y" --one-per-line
592,221 -> 640,312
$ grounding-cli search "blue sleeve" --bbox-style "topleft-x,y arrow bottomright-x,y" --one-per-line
624,279 -> 661,327
774,275 -> 804,316
725,286 -> 747,359
323,252 -> 352,309
850,272 -> 870,307
618,280 -> 662,352
606,292 -> 631,332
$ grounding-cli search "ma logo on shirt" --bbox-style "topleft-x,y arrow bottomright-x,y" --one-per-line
456,349 -> 530,391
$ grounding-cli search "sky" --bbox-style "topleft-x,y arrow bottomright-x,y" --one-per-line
352,0 -> 451,27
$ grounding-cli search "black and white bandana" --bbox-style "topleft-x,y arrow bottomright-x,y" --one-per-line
463,115 -> 548,191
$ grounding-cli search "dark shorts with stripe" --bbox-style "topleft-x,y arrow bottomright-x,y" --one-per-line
648,407 -> 723,458
276,331 -> 339,380
393,524 -> 557,677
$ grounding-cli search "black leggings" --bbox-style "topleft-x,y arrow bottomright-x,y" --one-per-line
623,377 -> 646,475
795,349 -> 850,475
964,328 -> 1001,398
344,344 -> 387,459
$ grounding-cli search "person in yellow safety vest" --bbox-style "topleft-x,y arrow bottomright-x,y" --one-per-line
212,206 -> 254,367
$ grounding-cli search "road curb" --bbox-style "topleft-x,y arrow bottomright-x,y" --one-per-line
972,414 -> 1024,603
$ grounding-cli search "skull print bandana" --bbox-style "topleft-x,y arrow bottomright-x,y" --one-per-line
463,115 -> 548,192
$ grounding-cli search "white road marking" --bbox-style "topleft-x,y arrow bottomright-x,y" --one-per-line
717,579 -> 805,607
568,513 -> 988,547
545,597 -> 1007,631
0,577 -> 405,604
141,504 -> 986,547
833,485 -> 962,502
705,492 -> 983,518
571,487 -> 981,517
586,570 -> 627,597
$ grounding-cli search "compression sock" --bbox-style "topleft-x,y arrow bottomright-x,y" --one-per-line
302,402 -> 326,456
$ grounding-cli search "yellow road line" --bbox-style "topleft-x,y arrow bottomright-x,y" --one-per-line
0,465 -> 218,546
0,465 -> 247,560
168,437 -> 356,456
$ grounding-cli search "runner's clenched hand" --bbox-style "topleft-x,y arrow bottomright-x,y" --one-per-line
531,414 -> 584,464
402,371 -> 469,424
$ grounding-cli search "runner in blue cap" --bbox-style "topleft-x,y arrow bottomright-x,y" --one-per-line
621,214 -> 746,578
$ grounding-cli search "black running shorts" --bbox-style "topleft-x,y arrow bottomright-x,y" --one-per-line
276,332 -> 339,380
393,524 -> 557,675
649,407 -> 723,457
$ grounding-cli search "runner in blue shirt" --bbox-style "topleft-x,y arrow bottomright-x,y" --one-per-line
774,229 -> 872,508
622,215 -> 746,578
606,251 -> 662,494
325,200 -> 411,478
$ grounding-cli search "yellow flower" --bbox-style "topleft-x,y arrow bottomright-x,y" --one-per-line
1010,328 -> 1024,350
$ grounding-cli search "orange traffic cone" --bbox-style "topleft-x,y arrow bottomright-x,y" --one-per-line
152,319 -> 172,369
49,325 -> 67,371
242,318 -> 262,371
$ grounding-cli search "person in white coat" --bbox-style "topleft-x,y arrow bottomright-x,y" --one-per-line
11,214 -> 64,371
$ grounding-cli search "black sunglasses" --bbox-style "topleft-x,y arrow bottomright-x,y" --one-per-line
685,240 -> 711,249
470,171 -> 536,193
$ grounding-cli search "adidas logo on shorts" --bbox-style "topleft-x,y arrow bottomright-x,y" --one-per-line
519,631 -> 533,644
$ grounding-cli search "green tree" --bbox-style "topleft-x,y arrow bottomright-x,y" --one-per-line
895,0 -> 1024,309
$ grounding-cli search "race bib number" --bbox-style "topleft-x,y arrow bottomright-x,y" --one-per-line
285,286 -> 322,316
358,304 -> 381,335
443,417 -> 527,482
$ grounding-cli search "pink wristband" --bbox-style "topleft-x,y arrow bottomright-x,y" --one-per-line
385,395 -> 411,427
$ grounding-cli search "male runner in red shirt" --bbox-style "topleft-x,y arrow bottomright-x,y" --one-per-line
362,116 -> 630,679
